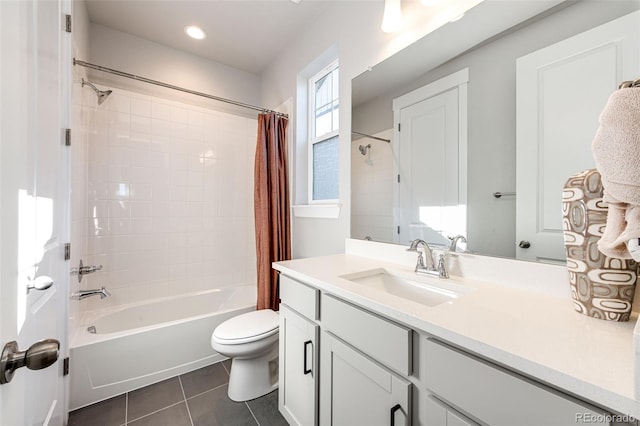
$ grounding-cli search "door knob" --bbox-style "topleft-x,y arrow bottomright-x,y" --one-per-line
0,339 -> 60,384
26,276 -> 54,294
519,240 -> 531,249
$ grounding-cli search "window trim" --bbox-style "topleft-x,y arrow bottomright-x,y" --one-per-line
307,59 -> 339,205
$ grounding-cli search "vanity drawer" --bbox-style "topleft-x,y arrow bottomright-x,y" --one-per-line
424,339 -> 608,426
321,294 -> 412,375
279,274 -> 319,321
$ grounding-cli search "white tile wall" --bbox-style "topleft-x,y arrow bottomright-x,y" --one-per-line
351,129 -> 395,243
76,87 -> 257,311
70,67 -> 92,326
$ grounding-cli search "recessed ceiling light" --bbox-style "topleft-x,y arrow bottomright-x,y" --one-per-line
184,25 -> 206,40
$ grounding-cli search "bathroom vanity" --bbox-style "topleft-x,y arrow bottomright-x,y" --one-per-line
275,240 -> 639,426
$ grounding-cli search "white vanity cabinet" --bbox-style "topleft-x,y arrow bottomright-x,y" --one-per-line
277,272 -> 631,426
279,276 -> 320,426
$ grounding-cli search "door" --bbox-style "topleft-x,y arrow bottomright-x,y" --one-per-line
393,69 -> 468,247
516,10 -> 640,263
320,332 -> 411,426
0,0 -> 70,425
279,305 -> 319,426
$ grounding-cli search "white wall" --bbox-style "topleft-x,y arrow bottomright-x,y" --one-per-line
82,88 -> 256,311
88,23 -> 261,118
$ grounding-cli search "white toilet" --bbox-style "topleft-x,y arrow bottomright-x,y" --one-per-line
211,309 -> 279,402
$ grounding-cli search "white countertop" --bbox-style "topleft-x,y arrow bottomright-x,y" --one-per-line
273,249 -> 640,418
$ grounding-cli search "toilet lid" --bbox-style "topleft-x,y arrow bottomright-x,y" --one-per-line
213,309 -> 279,343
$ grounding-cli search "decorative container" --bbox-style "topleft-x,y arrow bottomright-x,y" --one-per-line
562,169 -> 638,321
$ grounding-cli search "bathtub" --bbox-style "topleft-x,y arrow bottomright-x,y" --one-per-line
69,285 -> 256,410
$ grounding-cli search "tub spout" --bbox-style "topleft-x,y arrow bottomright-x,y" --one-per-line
71,287 -> 111,300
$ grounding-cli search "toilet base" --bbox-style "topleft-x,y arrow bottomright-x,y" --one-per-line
227,343 -> 279,402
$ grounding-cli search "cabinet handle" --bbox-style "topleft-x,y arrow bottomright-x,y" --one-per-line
390,403 -> 402,426
303,340 -> 312,375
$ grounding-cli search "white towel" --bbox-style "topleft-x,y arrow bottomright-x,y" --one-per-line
592,88 -> 640,259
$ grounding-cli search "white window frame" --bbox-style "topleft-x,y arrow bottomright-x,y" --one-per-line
307,59 -> 339,205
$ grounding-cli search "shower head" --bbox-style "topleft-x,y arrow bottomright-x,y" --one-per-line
358,144 -> 371,156
81,78 -> 112,105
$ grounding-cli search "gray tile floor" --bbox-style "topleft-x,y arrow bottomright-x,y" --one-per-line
68,359 -> 288,426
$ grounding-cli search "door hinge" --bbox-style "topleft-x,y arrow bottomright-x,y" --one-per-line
397,174 -> 400,183
397,226 -> 400,234
63,357 -> 69,376
398,123 -> 401,132
65,14 -> 72,33
64,128 -> 71,146
64,243 -> 71,261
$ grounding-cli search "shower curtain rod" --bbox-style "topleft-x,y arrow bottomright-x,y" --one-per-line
351,131 -> 391,143
73,59 -> 288,118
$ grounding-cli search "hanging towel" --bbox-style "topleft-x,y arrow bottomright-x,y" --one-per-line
592,87 -> 640,259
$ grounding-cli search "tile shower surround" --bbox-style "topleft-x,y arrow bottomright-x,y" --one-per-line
78,87 -> 258,310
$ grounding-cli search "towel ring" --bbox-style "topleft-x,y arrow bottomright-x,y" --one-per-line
618,77 -> 640,89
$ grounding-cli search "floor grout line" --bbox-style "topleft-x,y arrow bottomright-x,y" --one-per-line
125,392 -> 129,426
184,382 -> 229,402
178,375 -> 195,426
126,400 -> 186,424
245,401 -> 260,426
221,359 -> 231,376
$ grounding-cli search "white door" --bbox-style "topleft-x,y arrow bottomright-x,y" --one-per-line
393,70 -> 468,247
516,10 -> 640,263
0,0 -> 70,425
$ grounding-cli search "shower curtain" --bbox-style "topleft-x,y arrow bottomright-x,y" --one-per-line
254,112 -> 290,311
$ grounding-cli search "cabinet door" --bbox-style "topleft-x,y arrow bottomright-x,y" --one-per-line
425,396 -> 479,426
321,332 -> 411,426
279,304 -> 320,426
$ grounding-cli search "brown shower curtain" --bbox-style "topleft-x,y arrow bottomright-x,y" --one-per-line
254,112 -> 291,311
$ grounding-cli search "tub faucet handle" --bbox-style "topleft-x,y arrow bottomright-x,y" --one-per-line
72,259 -> 103,283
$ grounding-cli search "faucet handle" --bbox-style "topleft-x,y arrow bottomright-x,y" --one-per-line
436,253 -> 449,279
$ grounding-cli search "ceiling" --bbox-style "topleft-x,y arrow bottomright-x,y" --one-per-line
84,0 -> 344,75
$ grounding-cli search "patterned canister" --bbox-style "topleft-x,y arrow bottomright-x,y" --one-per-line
562,169 -> 638,321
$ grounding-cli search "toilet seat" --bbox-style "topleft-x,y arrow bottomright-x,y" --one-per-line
213,309 -> 279,345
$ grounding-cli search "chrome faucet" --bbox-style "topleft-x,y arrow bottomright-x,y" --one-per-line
449,234 -> 467,252
70,286 -> 111,300
407,239 -> 448,278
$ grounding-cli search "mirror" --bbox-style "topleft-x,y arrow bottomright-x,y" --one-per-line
351,0 -> 640,262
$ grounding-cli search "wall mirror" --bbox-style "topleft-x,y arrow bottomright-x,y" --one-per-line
351,0 -> 640,263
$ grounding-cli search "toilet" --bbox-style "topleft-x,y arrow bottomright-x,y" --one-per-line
211,309 -> 279,402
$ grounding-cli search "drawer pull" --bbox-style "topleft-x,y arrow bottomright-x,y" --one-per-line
303,340 -> 313,375
390,403 -> 402,426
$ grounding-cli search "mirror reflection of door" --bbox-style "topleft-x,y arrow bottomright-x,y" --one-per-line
516,10 -> 640,263
393,69 -> 468,247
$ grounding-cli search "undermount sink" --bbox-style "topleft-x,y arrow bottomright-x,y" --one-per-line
340,268 -> 473,307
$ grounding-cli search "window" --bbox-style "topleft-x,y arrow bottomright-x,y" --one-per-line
308,60 -> 339,203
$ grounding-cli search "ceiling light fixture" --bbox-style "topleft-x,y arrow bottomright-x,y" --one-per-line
381,0 -> 404,33
184,25 -> 206,40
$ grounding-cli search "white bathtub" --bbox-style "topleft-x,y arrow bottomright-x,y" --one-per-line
69,285 -> 256,410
